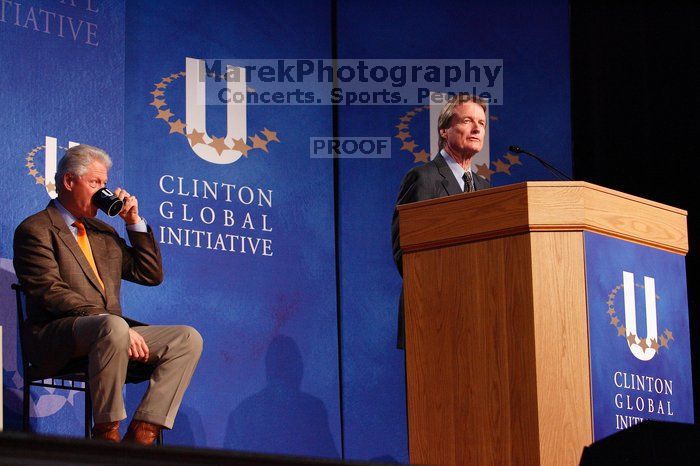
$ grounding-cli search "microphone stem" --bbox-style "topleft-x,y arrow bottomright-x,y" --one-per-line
521,150 -> 572,181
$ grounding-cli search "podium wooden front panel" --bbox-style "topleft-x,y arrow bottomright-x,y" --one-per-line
399,182 -> 687,466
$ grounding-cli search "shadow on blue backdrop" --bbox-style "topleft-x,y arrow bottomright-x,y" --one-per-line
223,335 -> 339,458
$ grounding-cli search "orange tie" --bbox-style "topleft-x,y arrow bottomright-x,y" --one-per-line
73,220 -> 105,290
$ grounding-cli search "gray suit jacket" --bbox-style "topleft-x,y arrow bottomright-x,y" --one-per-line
391,153 -> 490,348
13,200 -> 163,376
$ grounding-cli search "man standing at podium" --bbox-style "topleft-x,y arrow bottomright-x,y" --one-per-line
391,93 -> 490,349
13,145 -> 202,444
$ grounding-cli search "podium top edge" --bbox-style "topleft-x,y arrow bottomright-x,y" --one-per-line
396,181 -> 688,216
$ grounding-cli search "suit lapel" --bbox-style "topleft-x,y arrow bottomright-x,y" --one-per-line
46,202 -> 107,299
433,153 -> 462,196
86,222 -> 111,298
473,172 -> 490,191
434,152 -> 491,193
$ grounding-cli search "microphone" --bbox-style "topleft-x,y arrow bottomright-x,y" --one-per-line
508,145 -> 572,181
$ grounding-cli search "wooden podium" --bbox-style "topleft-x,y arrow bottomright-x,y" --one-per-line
397,181 -> 688,466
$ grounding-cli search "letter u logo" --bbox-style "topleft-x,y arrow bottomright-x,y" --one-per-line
44,137 -> 80,199
185,58 -> 247,164
622,271 -> 658,361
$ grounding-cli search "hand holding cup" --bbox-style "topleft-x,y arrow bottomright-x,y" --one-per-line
113,188 -> 141,225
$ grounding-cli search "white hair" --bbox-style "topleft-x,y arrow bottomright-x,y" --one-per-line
55,144 -> 112,194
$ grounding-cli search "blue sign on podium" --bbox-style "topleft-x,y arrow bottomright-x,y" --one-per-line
585,232 -> 694,440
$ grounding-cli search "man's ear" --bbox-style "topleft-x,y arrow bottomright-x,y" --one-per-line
62,173 -> 74,192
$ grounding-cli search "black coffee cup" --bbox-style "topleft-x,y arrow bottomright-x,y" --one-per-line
93,188 -> 124,217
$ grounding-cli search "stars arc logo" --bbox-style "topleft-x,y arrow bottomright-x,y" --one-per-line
149,58 -> 281,165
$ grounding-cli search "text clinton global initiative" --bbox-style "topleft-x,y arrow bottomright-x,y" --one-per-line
157,174 -> 273,257
613,371 -> 675,431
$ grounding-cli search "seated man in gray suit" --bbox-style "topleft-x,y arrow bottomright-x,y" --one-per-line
13,144 -> 203,444
391,93 -> 490,349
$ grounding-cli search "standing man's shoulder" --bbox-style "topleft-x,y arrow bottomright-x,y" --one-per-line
400,157 -> 443,187
401,157 -> 442,182
395,156 -> 444,205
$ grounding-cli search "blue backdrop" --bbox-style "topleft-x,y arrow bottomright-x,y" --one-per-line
1,0 -> 126,437
122,0 -> 340,455
1,0 -> 572,462
336,0 -> 571,461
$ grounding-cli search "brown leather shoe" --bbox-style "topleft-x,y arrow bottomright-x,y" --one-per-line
123,420 -> 161,446
92,421 -> 120,442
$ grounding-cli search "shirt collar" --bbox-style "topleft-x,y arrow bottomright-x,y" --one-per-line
54,199 -> 79,229
440,149 -> 472,187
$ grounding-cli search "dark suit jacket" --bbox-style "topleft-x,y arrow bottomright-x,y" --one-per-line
13,200 -> 163,377
391,153 -> 490,348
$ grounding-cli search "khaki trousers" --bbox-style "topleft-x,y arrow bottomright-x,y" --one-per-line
71,314 -> 203,429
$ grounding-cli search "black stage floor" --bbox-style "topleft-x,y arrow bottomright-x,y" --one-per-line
0,431 -> 399,466
4,421 -> 699,465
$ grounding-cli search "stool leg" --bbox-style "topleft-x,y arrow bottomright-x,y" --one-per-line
23,383 -> 30,432
84,383 -> 93,439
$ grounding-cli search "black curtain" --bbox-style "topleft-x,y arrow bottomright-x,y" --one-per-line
571,3 -> 700,417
